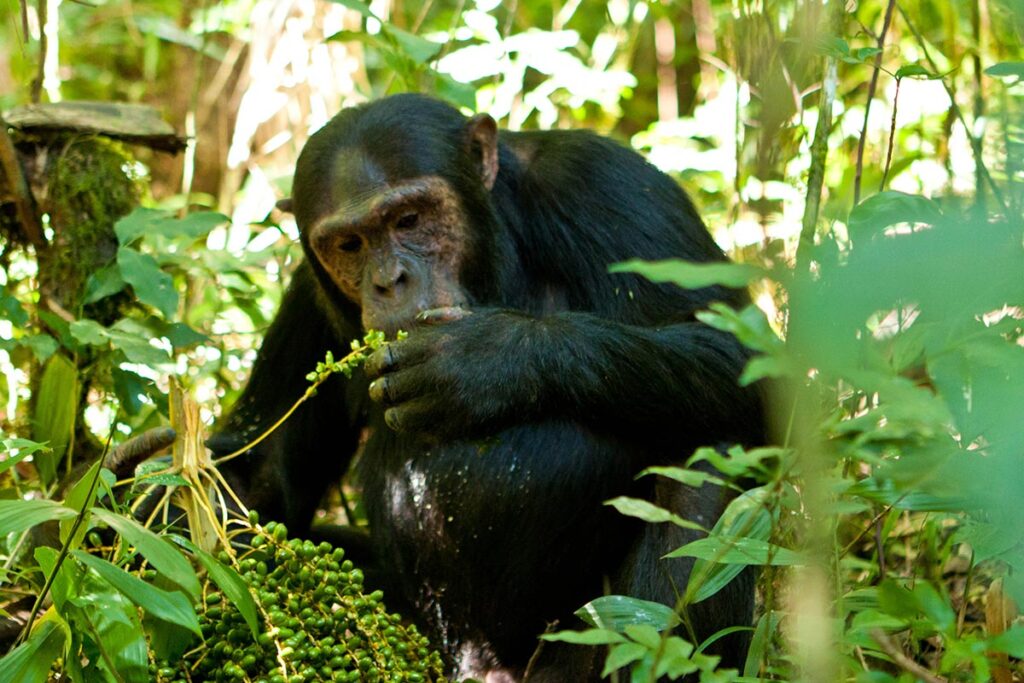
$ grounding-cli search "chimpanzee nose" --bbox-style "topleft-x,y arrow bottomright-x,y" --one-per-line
372,266 -> 408,297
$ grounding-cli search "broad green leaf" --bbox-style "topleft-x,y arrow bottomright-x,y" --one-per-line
84,262 -> 127,304
72,551 -> 201,635
386,26 -> 442,62
743,612 -> 780,677
177,537 -> 260,639
118,247 -> 178,318
70,567 -> 150,681
18,335 -> 59,362
815,36 -> 850,58
895,63 -> 938,79
0,619 -> 65,683
848,191 -> 942,235
602,642 -> 648,677
576,595 -> 677,632
327,0 -> 377,19
0,499 -> 78,535
69,319 -> 108,346
157,212 -> 228,241
162,322 -> 209,348
852,47 -> 882,62
60,460 -> 104,546
0,286 -> 29,326
984,61 -> 1024,79
605,496 -> 705,531
114,207 -> 167,245
624,624 -> 662,649
667,535 -> 805,566
541,628 -> 627,645
31,353 -> 79,486
989,626 -> 1024,657
656,636 -> 699,678
0,439 -> 50,474
92,509 -> 201,600
72,319 -> 172,366
610,259 -> 762,289
638,466 -> 727,490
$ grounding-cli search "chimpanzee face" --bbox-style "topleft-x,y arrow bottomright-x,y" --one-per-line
304,158 -> 472,335
293,110 -> 500,335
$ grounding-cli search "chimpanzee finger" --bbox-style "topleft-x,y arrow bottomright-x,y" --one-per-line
416,306 -> 471,325
105,426 -> 177,479
364,337 -> 430,379
368,366 -> 430,406
383,400 -> 438,434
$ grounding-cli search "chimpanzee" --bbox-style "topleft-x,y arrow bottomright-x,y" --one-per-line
212,93 -> 765,681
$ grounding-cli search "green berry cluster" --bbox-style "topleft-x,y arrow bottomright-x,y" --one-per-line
155,519 -> 445,683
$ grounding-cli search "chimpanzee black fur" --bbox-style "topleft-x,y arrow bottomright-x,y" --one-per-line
212,94 -> 765,681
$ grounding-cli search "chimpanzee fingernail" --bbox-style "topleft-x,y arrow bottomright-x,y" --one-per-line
368,379 -> 384,402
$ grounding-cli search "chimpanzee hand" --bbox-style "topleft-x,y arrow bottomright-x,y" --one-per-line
364,307 -> 545,439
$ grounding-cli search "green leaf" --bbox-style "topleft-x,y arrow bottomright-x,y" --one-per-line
327,0 -> 377,19
60,460 -> 104,547
92,509 -> 201,600
610,259 -> 762,288
0,287 -> 29,326
84,262 -> 127,304
743,612 -> 780,677
667,535 -> 805,566
624,623 -> 662,649
989,626 -> 1024,657
115,207 -> 168,245
72,551 -> 201,635
70,319 -> 172,366
605,496 -> 706,531
0,439 -> 50,475
386,26 -> 442,62
852,47 -> 882,62
656,636 -> 699,678
576,595 -> 677,632
895,63 -> 938,79
157,212 -> 228,241
177,537 -> 260,639
162,322 -> 209,348
816,36 -> 850,58
19,335 -> 59,363
69,319 -> 108,346
637,466 -> 728,490
31,354 -> 79,486
118,247 -> 178,318
848,191 -> 943,235
69,567 -> 151,681
0,619 -> 66,683
985,62 -> 1024,79
0,499 -> 78,535
541,628 -> 627,645
602,642 -> 648,677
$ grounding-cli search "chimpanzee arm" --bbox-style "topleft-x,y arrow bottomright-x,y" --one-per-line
211,262 -> 367,533
364,309 -> 764,447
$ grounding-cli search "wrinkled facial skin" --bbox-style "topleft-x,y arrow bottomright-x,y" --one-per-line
306,173 -> 469,336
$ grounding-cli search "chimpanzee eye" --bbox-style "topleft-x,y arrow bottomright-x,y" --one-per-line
338,237 -> 362,253
396,212 -> 419,229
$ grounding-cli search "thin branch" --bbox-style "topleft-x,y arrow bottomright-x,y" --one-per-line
870,629 -> 947,683
853,0 -> 897,205
879,77 -> 902,191
897,3 -> 1008,215
796,2 -> 843,271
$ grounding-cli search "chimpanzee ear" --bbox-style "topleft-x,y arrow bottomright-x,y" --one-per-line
465,114 -> 499,191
